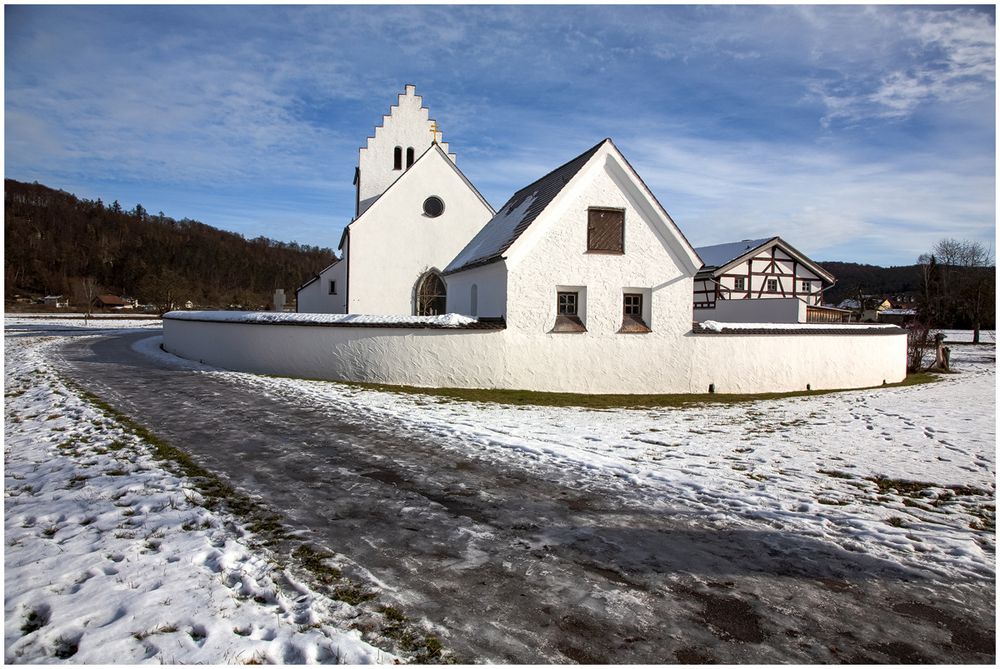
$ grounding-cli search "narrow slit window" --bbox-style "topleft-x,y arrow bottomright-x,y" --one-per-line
393,147 -> 402,170
329,280 -> 337,295
406,147 -> 415,167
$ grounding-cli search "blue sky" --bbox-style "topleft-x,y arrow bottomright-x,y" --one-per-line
5,4 -> 995,266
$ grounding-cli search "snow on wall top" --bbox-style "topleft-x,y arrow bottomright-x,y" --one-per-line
697,320 -> 902,334
164,311 -> 480,328
694,238 -> 775,269
444,139 -> 608,275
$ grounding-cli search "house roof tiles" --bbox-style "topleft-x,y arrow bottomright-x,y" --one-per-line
444,139 -> 609,275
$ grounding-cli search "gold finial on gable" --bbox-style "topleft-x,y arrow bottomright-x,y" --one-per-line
429,121 -> 441,143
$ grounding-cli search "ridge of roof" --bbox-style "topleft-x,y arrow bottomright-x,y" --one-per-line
696,236 -> 835,283
295,257 -> 341,293
444,138 -> 610,275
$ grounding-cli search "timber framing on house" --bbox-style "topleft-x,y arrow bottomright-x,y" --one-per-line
692,236 -> 835,310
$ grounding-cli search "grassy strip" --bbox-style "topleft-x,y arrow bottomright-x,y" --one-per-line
336,372 -> 938,410
60,376 -> 449,663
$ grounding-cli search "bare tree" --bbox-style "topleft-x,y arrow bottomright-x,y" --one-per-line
74,276 -> 99,325
918,239 -> 995,343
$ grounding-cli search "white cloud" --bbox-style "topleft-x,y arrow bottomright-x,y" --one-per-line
616,131 -> 994,265
804,7 -> 995,126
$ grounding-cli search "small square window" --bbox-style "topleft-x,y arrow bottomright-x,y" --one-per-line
620,293 -> 650,333
553,291 -> 586,332
801,280 -> 812,293
767,279 -> 779,293
734,277 -> 745,291
329,280 -> 337,295
557,291 -> 578,315
587,208 -> 624,253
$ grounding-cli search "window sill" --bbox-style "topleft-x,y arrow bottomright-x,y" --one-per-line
551,314 -> 587,333
618,320 -> 651,334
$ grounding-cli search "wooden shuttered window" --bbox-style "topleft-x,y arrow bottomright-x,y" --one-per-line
587,208 -> 624,253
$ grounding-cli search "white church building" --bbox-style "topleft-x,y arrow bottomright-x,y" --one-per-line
165,85 -> 906,395
296,85 -> 494,316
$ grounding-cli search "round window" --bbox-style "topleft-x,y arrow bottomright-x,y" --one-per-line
422,196 -> 445,218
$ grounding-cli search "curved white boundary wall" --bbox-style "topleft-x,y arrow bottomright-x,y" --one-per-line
162,316 -> 907,394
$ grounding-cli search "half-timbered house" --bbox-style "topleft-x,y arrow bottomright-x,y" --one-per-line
692,237 -> 842,323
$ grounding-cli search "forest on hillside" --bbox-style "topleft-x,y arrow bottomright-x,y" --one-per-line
5,179 -> 336,310
819,261 -> 924,305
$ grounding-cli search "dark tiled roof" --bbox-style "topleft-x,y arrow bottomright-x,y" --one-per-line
444,139 -> 609,275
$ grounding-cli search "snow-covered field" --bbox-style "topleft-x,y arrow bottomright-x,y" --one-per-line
4,324 -> 397,664
222,338 -> 995,583
5,317 -> 996,663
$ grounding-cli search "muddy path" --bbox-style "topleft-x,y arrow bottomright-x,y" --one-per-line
51,330 -> 995,663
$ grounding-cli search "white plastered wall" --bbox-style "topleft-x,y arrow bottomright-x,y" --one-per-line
444,262 -> 508,319
347,148 -> 493,315
505,151 -> 694,339
164,318 -> 908,394
297,261 -> 347,313
694,297 -> 806,324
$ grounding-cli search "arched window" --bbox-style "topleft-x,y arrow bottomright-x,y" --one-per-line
470,284 -> 478,317
406,147 -> 415,167
415,272 -> 446,316
393,147 -> 402,170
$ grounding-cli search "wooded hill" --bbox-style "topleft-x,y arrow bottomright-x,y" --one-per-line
818,261 -> 924,305
5,179 -> 336,310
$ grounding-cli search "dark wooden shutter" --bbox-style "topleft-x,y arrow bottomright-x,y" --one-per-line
587,209 -> 624,252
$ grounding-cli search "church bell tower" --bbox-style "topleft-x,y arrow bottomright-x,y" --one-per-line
354,84 -> 456,217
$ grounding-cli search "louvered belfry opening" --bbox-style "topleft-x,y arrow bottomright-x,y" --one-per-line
416,272 -> 447,315
587,208 -> 625,253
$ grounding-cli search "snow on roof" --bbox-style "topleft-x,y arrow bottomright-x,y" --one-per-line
444,139 -> 607,275
694,238 -> 774,269
444,193 -> 538,274
164,311 -> 479,328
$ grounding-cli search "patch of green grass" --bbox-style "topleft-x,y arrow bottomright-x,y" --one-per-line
868,476 -> 935,496
132,624 -> 178,641
325,373 -> 939,410
292,545 -> 342,584
378,605 -> 407,623
333,583 -> 377,606
52,635 -> 79,659
20,608 -> 48,635
65,474 -> 88,490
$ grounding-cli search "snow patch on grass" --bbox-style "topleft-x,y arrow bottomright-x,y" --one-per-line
4,331 -> 401,664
